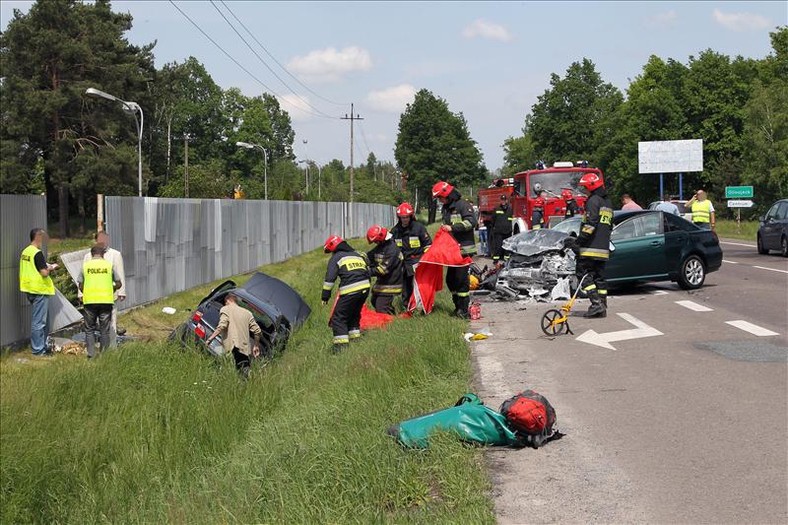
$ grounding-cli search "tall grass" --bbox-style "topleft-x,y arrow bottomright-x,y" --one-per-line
715,218 -> 759,241
1,246 -> 494,523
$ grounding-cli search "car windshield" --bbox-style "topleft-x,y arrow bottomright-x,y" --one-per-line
529,171 -> 584,197
552,218 -> 581,235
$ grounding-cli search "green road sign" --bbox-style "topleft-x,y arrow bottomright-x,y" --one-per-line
725,186 -> 753,198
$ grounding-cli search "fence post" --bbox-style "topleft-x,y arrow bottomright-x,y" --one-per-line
97,194 -> 104,232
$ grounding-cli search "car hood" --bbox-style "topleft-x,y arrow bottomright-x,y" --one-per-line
502,229 -> 571,256
241,272 -> 311,328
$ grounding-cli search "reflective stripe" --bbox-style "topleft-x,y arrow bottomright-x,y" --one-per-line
339,280 -> 370,295
409,239 -> 421,248
495,210 -> 504,214
582,284 -> 597,291
19,245 -> 55,295
338,255 -> 368,271
349,329 -> 361,339
691,200 -> 711,222
373,284 -> 402,294
532,225 -> 541,230
508,217 -> 514,221
333,335 -> 350,344
395,239 -> 403,247
581,224 -> 595,235
456,292 -> 470,297
322,281 -> 334,290
579,248 -> 609,259
598,289 -> 607,295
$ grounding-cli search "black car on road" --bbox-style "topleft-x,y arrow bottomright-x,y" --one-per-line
757,199 -> 788,257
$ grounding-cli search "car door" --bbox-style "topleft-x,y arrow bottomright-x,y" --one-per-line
762,202 -> 781,249
605,213 -> 667,283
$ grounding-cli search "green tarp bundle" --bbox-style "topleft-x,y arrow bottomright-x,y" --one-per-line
388,393 -> 521,448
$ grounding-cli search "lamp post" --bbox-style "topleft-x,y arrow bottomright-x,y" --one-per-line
85,87 -> 144,197
236,141 -> 268,200
297,159 -> 310,196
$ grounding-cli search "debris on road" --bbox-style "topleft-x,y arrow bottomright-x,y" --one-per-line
464,329 -> 492,342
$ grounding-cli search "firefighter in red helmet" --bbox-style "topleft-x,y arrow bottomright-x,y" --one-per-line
366,225 -> 404,315
572,172 -> 613,318
432,180 -> 477,318
391,202 -> 432,307
531,194 -> 546,230
321,235 -> 371,353
562,188 -> 581,218
491,194 -> 514,262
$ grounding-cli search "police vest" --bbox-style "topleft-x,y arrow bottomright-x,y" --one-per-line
82,258 -> 115,305
691,200 -> 712,223
19,245 -> 55,295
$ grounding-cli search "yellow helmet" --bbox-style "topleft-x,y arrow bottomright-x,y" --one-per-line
469,274 -> 480,290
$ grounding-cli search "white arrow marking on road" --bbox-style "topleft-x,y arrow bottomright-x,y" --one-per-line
575,313 -> 663,350
675,300 -> 713,312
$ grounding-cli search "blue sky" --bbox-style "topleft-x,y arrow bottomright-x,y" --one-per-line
2,1 -> 786,171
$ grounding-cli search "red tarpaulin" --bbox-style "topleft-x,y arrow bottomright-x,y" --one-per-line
408,229 -> 473,314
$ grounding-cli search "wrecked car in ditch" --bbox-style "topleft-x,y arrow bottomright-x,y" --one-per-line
485,211 -> 723,301
170,272 -> 311,358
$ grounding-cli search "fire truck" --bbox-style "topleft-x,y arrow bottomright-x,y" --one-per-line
478,161 -> 604,234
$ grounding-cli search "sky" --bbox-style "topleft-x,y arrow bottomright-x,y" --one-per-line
2,1 -> 786,171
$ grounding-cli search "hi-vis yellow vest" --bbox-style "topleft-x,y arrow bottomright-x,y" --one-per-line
19,245 -> 54,295
82,258 -> 115,305
691,200 -> 712,223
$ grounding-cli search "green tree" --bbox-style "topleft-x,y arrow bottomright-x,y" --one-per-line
0,0 -> 155,235
395,89 -> 486,221
502,134 -> 536,176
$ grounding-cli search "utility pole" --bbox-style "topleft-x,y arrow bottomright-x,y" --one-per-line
342,104 -> 363,229
184,133 -> 191,198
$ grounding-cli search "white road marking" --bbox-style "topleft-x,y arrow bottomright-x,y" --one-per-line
675,300 -> 713,312
651,290 -> 669,296
753,265 -> 788,274
720,241 -> 756,247
575,313 -> 663,350
722,259 -> 739,264
725,320 -> 780,337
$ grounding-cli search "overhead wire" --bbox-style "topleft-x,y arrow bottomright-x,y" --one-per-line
208,0 -> 339,120
219,0 -> 348,107
168,0 -> 336,120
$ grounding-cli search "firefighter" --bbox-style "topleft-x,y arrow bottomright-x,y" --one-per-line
531,194 -> 546,229
562,188 -> 581,218
366,225 -> 404,315
491,194 -> 514,262
432,180 -> 477,318
572,172 -> 613,318
321,235 -> 371,353
390,202 -> 431,307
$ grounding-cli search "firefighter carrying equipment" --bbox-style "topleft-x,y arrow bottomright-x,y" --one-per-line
19,245 -> 55,295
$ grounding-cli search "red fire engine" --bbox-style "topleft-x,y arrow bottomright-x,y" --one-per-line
478,161 -> 604,233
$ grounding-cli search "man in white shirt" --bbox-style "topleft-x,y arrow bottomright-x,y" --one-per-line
81,231 -> 126,346
655,200 -> 680,215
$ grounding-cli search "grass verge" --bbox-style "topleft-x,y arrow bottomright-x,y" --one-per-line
1,243 -> 495,524
715,219 -> 759,242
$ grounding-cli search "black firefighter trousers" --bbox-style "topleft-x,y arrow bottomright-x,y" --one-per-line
330,289 -> 369,346
446,265 -> 470,314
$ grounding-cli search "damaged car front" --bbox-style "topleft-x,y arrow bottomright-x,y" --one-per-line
494,229 -> 577,301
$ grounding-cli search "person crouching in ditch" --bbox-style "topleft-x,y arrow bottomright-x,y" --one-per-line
206,294 -> 262,379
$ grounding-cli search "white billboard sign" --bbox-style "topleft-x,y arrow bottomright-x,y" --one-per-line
638,139 -> 703,174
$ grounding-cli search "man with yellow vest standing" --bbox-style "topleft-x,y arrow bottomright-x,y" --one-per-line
19,228 -> 58,356
78,245 -> 121,358
687,189 -> 716,231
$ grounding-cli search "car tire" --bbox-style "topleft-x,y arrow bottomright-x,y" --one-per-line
757,234 -> 769,255
781,236 -> 788,258
678,255 -> 706,290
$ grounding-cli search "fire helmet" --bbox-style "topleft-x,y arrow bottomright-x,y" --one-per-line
324,235 -> 343,253
366,225 -> 389,243
432,181 -> 454,199
396,202 -> 415,217
578,172 -> 604,192
561,189 -> 574,201
533,196 -> 545,208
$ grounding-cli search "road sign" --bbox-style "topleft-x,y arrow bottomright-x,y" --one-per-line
575,313 -> 663,350
638,139 -> 703,174
725,186 -> 753,198
727,200 -> 754,208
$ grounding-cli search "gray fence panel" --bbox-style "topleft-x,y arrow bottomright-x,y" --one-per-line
105,197 -> 393,312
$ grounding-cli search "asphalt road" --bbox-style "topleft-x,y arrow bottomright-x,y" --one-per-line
470,239 -> 787,523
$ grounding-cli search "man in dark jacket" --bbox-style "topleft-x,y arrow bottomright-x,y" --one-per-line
390,202 -> 431,307
572,172 -> 613,318
432,180 -> 477,318
491,194 -> 514,263
366,225 -> 404,315
321,235 -> 371,353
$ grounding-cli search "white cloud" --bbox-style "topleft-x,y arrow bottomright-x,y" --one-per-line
712,9 -> 771,32
462,19 -> 513,42
277,94 -> 313,122
286,46 -> 372,83
365,84 -> 416,113
647,10 -> 678,27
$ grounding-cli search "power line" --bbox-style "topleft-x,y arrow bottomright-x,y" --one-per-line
208,0 -> 338,119
168,1 -> 335,120
219,0 -> 348,107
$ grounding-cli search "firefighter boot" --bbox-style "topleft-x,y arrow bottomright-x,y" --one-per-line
584,291 -> 607,318
454,296 -> 470,319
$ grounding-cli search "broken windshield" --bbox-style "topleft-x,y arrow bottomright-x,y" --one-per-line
528,171 -> 584,197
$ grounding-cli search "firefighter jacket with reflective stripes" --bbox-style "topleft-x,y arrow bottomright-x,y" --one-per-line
565,199 -> 580,218
322,244 -> 371,302
391,220 -> 432,263
19,245 -> 54,295
492,204 -> 514,234
367,239 -> 404,295
442,195 -> 477,256
577,188 -> 613,260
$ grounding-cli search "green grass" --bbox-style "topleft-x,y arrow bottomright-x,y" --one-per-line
0,244 -> 494,524
715,219 -> 759,242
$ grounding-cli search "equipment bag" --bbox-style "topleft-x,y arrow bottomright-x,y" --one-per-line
388,393 -> 520,449
499,390 -> 558,448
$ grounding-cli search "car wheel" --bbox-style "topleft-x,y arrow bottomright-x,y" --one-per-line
781,236 -> 788,258
678,255 -> 706,290
757,234 -> 769,255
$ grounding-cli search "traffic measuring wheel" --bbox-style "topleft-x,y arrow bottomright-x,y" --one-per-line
541,309 -> 567,336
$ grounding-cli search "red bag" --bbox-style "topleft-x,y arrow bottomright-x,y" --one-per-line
499,390 -> 556,436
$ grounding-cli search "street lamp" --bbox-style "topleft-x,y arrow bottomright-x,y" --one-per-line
236,141 -> 269,200
297,159 -> 310,195
85,87 -> 144,197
